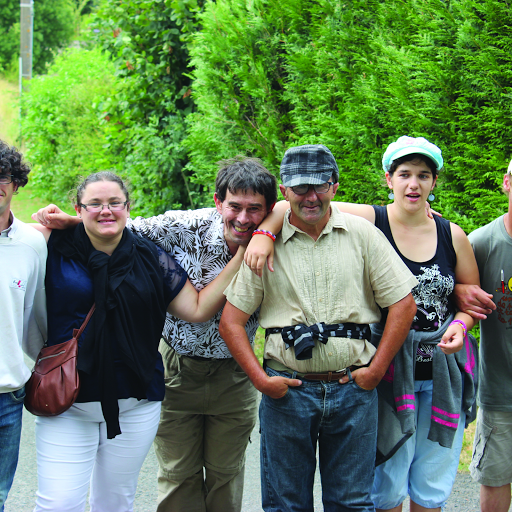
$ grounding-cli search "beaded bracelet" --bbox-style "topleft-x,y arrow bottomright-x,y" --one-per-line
450,319 -> 467,338
252,229 -> 276,241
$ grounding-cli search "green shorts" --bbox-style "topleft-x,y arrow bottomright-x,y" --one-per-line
470,408 -> 512,487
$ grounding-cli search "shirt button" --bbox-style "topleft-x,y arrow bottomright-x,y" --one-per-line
329,352 -> 333,356
319,298 -> 323,302
316,271 -> 320,276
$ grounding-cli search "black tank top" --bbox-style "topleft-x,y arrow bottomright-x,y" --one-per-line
372,205 -> 457,379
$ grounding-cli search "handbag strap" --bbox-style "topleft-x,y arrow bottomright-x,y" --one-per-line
73,304 -> 96,340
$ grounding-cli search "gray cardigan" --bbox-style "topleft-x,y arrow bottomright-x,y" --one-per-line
371,314 -> 478,466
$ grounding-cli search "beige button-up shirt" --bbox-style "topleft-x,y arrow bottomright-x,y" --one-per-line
225,207 -> 418,372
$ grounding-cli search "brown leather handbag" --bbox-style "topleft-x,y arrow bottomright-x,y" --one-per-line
24,304 -> 95,416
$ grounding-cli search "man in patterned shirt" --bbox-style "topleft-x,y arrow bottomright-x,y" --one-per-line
32,157 -> 277,512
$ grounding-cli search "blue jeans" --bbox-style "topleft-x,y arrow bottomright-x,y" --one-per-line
260,367 -> 377,512
372,380 -> 466,509
0,387 -> 25,512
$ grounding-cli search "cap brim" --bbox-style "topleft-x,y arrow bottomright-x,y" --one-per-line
281,172 -> 333,187
389,147 -> 442,170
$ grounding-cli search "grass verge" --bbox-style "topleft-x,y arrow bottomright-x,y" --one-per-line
10,184 -> 67,223
459,420 -> 476,473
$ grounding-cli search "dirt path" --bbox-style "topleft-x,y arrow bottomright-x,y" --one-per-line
0,78 -> 20,145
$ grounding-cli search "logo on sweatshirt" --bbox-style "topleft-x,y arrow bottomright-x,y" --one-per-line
10,279 -> 27,291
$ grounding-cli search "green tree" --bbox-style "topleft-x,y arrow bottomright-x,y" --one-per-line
184,0 -> 296,188
90,0 -> 206,215
17,0 -> 512,229
0,0 -> 75,75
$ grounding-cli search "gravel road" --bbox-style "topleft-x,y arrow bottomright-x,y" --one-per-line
5,396 -> 490,512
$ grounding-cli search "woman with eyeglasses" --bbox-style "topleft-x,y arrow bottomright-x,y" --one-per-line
31,171 -> 245,512
245,137 -> 480,512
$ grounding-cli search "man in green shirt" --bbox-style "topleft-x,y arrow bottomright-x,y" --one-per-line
457,159 -> 512,512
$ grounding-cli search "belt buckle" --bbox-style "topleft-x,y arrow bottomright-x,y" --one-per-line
330,368 -> 348,381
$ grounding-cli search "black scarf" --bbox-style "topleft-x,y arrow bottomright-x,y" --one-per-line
51,224 -> 168,438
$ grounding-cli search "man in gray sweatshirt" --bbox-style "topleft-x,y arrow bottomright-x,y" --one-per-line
0,140 -> 47,511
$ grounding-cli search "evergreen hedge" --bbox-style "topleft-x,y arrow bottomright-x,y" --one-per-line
19,0 -> 512,227
186,0 -> 512,231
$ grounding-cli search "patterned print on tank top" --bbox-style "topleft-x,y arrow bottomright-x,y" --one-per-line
412,263 -> 454,332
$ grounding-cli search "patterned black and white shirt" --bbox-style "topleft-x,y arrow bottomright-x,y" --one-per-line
129,208 -> 259,359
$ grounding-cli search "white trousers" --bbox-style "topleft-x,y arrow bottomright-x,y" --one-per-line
34,398 -> 161,512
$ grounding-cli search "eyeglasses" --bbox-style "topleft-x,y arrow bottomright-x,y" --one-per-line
290,182 -> 334,195
80,201 -> 128,212
0,175 -> 14,185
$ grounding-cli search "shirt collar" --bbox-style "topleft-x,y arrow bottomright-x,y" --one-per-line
0,212 -> 15,238
281,204 -> 348,243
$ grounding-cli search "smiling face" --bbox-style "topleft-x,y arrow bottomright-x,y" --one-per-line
214,189 -> 268,254
280,180 -> 338,237
387,158 -> 436,212
75,180 -> 129,250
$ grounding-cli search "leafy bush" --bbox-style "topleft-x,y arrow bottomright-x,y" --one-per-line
0,0 -> 75,75
21,47 -> 115,205
20,0 -> 208,216
18,0 -> 512,227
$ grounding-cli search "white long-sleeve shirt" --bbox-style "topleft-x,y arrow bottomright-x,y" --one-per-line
0,213 -> 47,392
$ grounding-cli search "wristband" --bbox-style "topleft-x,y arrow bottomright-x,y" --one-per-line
252,229 -> 276,241
450,319 -> 467,338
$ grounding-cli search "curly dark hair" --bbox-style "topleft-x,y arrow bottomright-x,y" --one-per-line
0,140 -> 31,188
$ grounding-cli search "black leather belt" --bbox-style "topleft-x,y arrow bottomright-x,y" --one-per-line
265,359 -> 367,382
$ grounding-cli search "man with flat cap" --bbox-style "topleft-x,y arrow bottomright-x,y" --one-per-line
219,144 -> 418,511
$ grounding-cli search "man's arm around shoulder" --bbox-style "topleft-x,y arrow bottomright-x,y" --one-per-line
219,302 -> 302,399
32,204 -> 80,229
340,293 -> 416,390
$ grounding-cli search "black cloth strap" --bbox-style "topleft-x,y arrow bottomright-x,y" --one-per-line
266,322 -> 371,360
51,224 -> 168,438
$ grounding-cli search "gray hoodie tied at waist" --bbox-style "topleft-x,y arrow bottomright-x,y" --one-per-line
371,314 -> 478,466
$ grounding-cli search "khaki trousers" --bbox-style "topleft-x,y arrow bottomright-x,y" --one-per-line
155,342 -> 258,512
